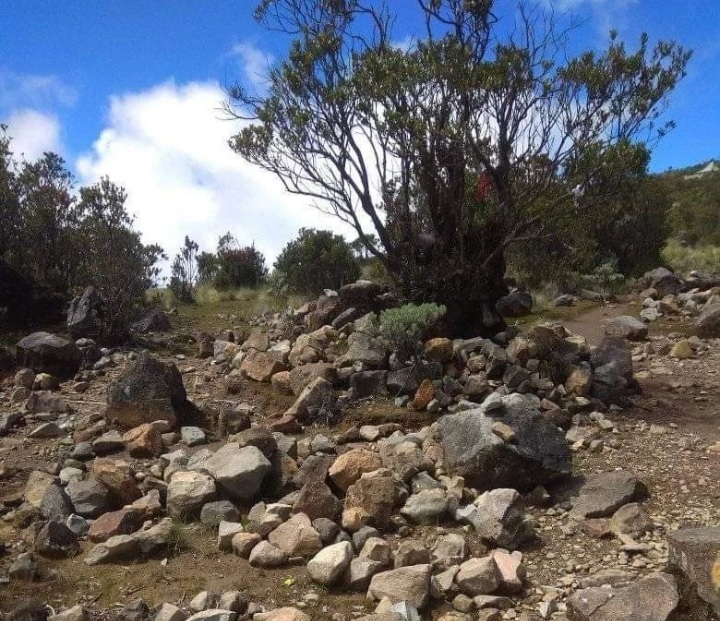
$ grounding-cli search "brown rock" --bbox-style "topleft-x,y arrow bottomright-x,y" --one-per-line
87,508 -> 143,543
267,513 -> 323,558
344,470 -> 400,530
122,424 -> 163,458
328,449 -> 383,492
409,379 -> 435,411
271,371 -> 293,395
565,365 -> 592,397
289,363 -> 337,396
424,338 -> 454,363
90,459 -> 141,505
267,415 -> 302,434
293,482 -> 340,521
240,349 -> 286,383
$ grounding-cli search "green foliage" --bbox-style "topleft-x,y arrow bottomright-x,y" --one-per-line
0,127 -> 164,339
273,228 -> 361,295
169,236 -> 199,303
214,233 -> 268,289
583,260 -> 626,296
229,0 -> 690,335
379,302 -> 446,360
662,238 -> 720,274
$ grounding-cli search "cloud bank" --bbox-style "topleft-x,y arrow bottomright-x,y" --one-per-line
76,80 -> 357,265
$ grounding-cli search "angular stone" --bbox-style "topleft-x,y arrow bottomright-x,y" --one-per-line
489,550 -> 525,594
84,534 -> 140,565
35,520 -> 79,558
293,481 -> 340,521
87,508 -> 143,542
307,540 -> 353,586
367,564 -> 432,609
572,471 -> 648,519
284,377 -> 335,423
90,458 -> 141,505
400,489 -> 449,525
166,471 -> 217,520
16,331 -> 81,376
123,424 -> 163,458
424,338 -> 454,363
204,443 -> 271,502
248,540 -> 287,568
66,478 -> 112,518
667,526 -> 720,615
231,532 -> 261,558
241,349 -> 285,382
456,557 -> 500,597
268,513 -> 322,558
344,470 -> 401,531
329,449 -> 383,492
289,362 -> 337,396
609,502 -> 652,537
458,488 -> 535,550
603,316 -> 648,341
695,303 -> 720,338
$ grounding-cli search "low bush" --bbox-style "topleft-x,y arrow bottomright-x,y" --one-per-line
379,302 -> 446,361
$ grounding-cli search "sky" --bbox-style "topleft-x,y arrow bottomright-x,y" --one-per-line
1,0 -> 719,265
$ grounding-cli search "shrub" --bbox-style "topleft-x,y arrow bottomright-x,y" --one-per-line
169,236 -> 199,303
379,302 -> 446,361
274,228 -> 361,296
661,239 -> 720,274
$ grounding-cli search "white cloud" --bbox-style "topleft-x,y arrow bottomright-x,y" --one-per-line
6,109 -> 63,161
0,69 -> 77,110
230,43 -> 275,90
76,80 -> 358,267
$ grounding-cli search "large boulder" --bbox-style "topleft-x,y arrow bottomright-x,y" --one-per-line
131,309 -> 171,333
106,352 -> 189,429
336,330 -> 387,370
603,316 -> 648,341
667,526 -> 720,616
16,332 -> 82,377
436,394 -> 571,491
284,377 -> 336,423
496,291 -> 533,318
67,286 -> 103,339
643,267 -> 683,298
695,303 -> 720,339
204,444 -> 272,502
590,337 -> 635,404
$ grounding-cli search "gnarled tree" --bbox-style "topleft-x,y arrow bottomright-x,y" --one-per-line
228,0 -> 690,335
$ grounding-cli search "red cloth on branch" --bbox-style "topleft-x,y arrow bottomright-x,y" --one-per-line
475,171 -> 493,201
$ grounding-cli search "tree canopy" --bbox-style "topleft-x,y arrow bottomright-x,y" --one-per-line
228,0 -> 690,335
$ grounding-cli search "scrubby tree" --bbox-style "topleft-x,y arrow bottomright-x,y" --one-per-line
169,236 -> 199,302
214,232 -> 268,289
274,228 -> 360,295
228,0 -> 690,335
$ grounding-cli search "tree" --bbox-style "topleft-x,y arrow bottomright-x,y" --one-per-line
274,228 -> 361,295
228,0 -> 690,335
169,236 -> 199,302
74,177 -> 166,341
214,232 -> 268,289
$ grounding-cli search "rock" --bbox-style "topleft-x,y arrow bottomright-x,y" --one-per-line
106,352 -> 189,429
9,552 -> 38,581
293,482 -> 340,521
248,540 -> 287,568
695,302 -> 720,338
87,508 -> 143,542
232,427 -> 277,459
253,608 -> 310,621
329,449 -> 383,492
572,471 -> 648,518
271,371 -> 293,395
84,534 -> 140,565
217,521 -> 244,551
603,315 -> 648,341
436,396 -> 571,491
29,422 -> 62,439
35,520 -> 79,558
15,368 -> 36,389
131,309 -> 171,333
367,565 -> 432,609
39,484 -> 74,521
231,532 -> 261,558
669,339 -> 694,359
204,444 -> 271,501
337,330 -> 387,369
267,513 -> 322,558
16,332 -> 81,376
167,471 -> 217,519
568,572 -> 678,621
284,377 -> 335,423
49,605 -> 86,621
185,611 -> 236,621
590,337 -> 635,404
456,557 -> 500,597
394,541 -> 430,568
92,430 -> 125,455
66,514 -> 90,538
409,379 -> 435,411
489,550 -> 525,594
400,489 -> 449,525
609,502 -> 652,537
181,426 -> 207,447
307,540 -> 353,586
344,470 -> 402,531
496,292 -> 533,318
565,366 -> 592,397
67,287 -> 103,338
123,424 -> 164,458
293,454 -> 335,487
350,370 -> 388,399
289,362 -> 337,396
240,349 -> 285,382
424,338 -> 454,363
201,501 -> 240,527
643,267 -> 683,298
155,604 -> 187,621
90,458 -> 141,505
66,478 -> 112,518
667,526 -> 720,615
458,488 -> 534,550
26,391 -> 70,414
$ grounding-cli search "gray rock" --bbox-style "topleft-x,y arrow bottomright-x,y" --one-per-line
347,557 -> 383,591
92,430 -> 125,455
695,302 -> 720,339
400,489 -> 449,525
66,514 -> 90,538
283,377 -> 336,423
643,267 -> 683,298
204,444 -> 271,501
496,291 -> 533,318
181,426 -> 207,447
26,391 -> 71,414
572,471 -> 648,518
67,286 -> 103,339
40,484 -> 75,522
603,316 -> 648,341
35,520 -> 79,558
66,478 -> 111,518
131,309 -> 171,333
155,604 -> 187,621
248,540 -> 287,568
29,422 -> 62,439
337,330 -> 387,370
200,500 -> 240,527
436,395 -> 571,491
16,331 -> 82,377
667,526 -> 720,616
217,521 -> 244,551
457,488 -> 535,550
430,534 -> 467,569
455,557 -> 500,597
367,564 -> 432,609
106,352 -> 188,429
9,552 -> 38,581
568,572 -> 678,621
185,610 -> 236,621
84,534 -> 140,565
307,540 -> 353,586
590,337 -> 635,404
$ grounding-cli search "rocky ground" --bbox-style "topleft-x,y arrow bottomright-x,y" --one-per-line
0,276 -> 718,621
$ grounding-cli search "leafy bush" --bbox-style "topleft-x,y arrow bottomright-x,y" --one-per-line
274,228 -> 361,296
582,259 -> 626,296
379,303 -> 446,361
169,236 -> 198,303
214,234 -> 268,289
661,238 -> 720,274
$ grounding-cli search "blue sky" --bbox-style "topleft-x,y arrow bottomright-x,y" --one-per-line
1,0 -> 719,260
